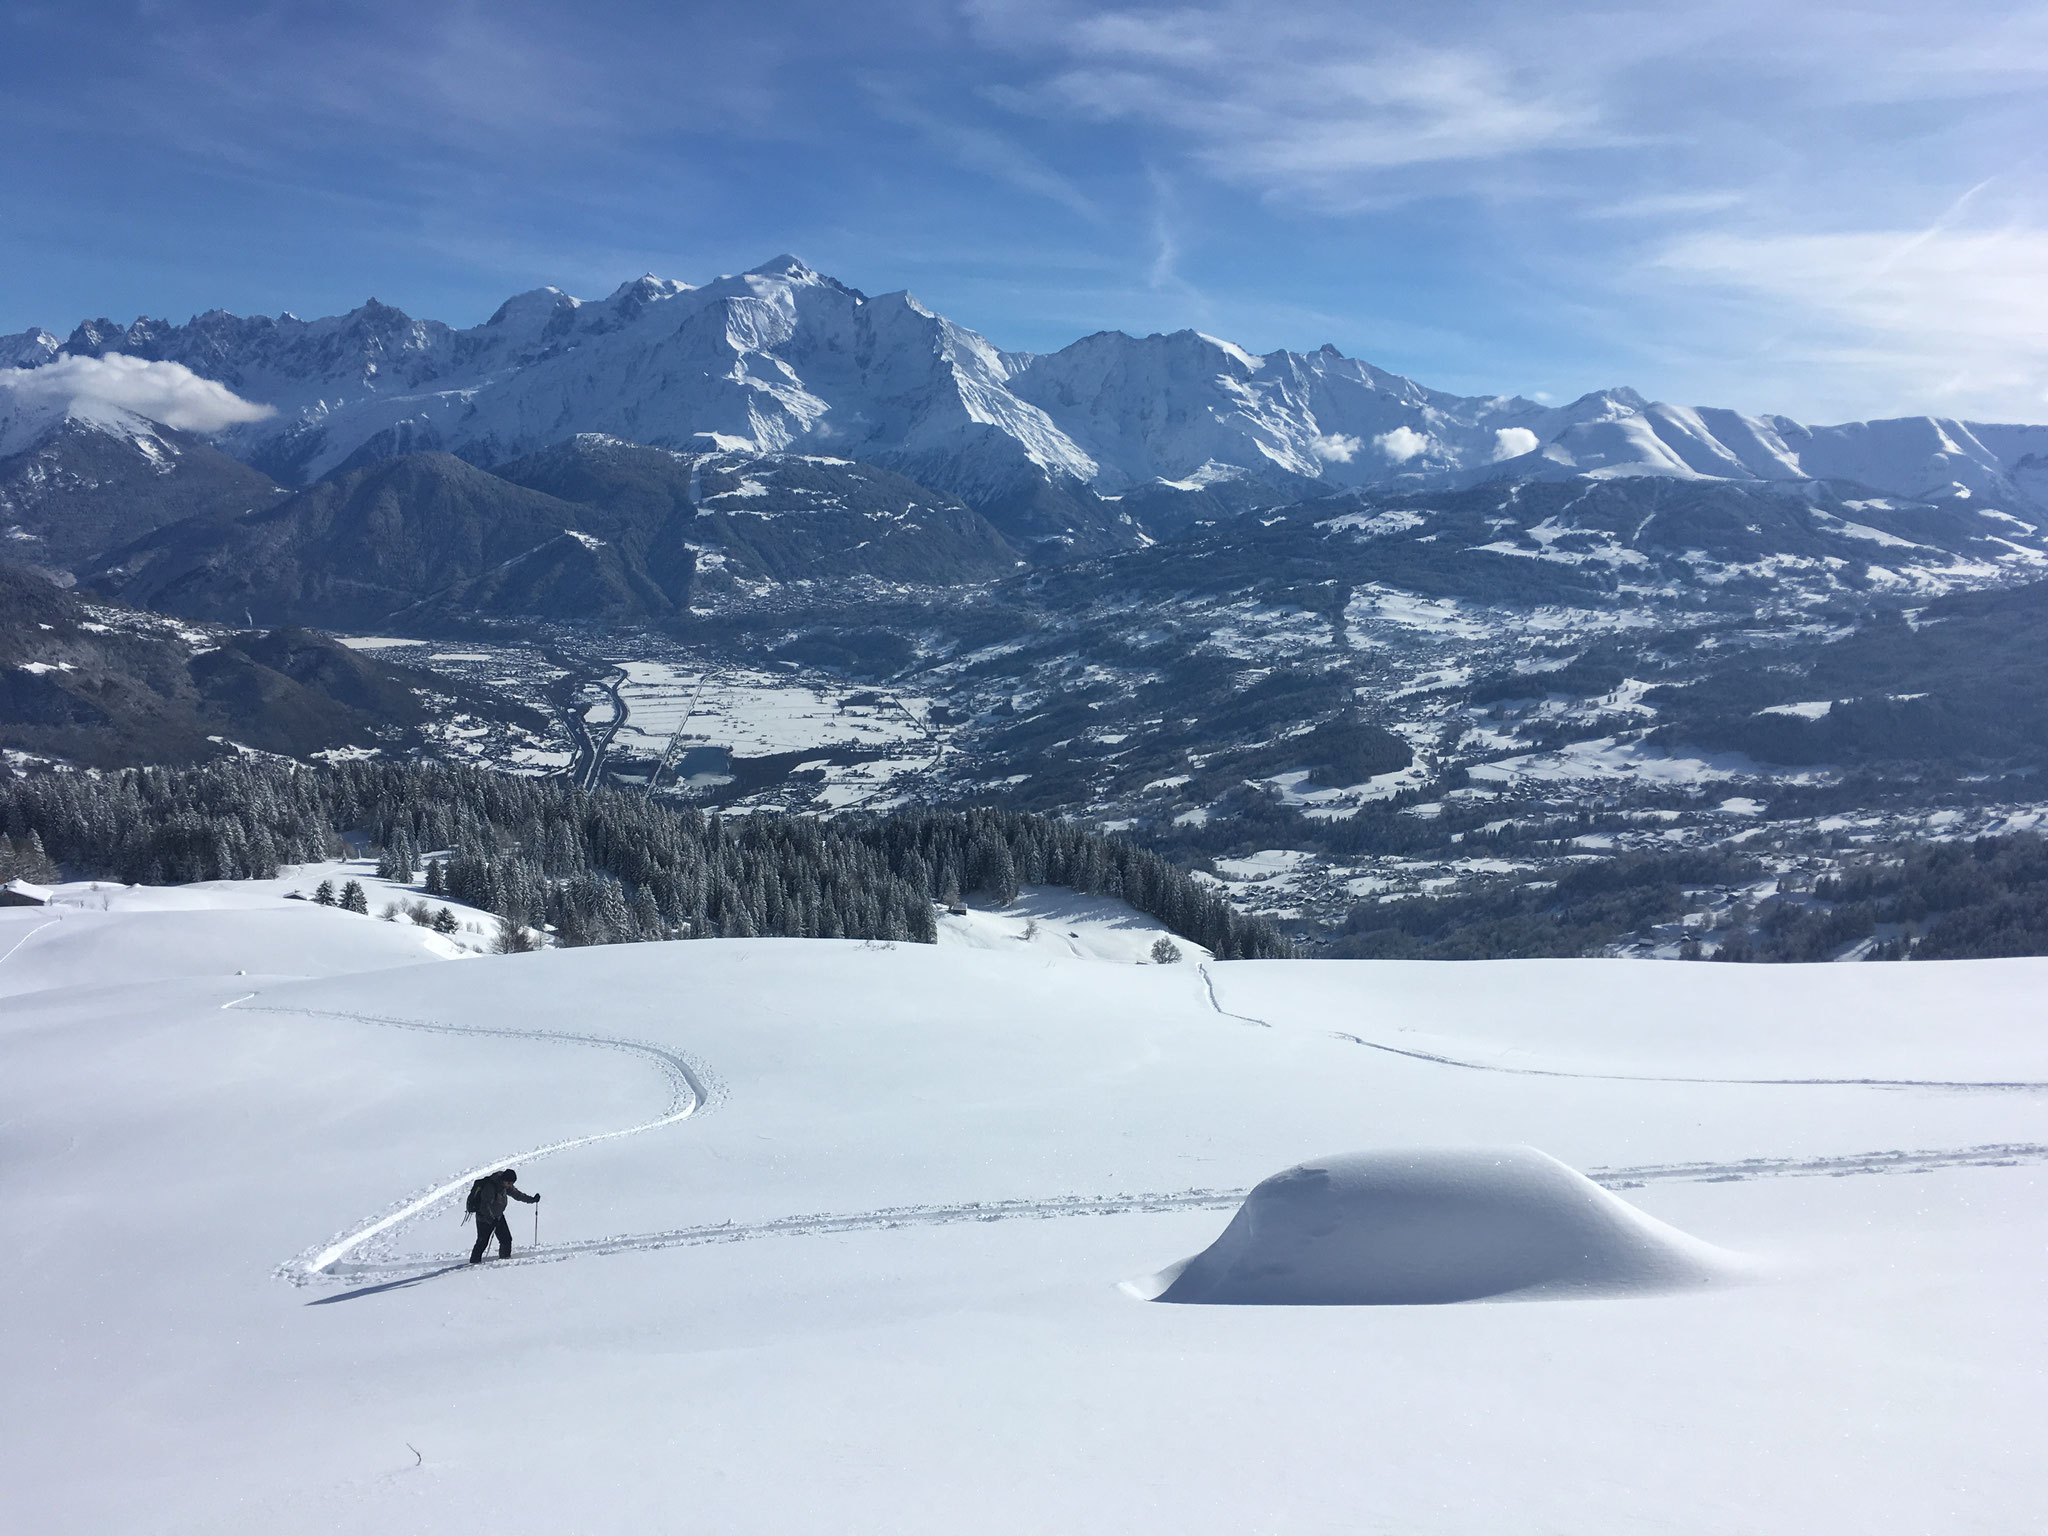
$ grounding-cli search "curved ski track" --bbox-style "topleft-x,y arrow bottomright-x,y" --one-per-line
238,1001 -> 719,1283
272,975 -> 2048,1291
0,916 -> 60,971
1198,965 -> 2048,1092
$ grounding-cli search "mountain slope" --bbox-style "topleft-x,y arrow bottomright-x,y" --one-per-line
1643,576 -> 2048,770
84,452 -> 691,629
0,408 -> 285,575
0,564 -> 539,766
496,435 -> 1020,589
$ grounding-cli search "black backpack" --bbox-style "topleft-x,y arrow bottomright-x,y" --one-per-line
463,1177 -> 490,1217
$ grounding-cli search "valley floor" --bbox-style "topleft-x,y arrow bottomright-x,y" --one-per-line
3,879 -> 2044,1533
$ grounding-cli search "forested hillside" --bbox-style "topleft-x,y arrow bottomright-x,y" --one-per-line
0,760 -> 1289,958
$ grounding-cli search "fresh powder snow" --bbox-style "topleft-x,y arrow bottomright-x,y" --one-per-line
3,876 -> 2045,1533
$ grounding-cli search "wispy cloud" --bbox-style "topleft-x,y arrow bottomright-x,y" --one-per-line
971,1 -> 1620,210
1143,166 -> 1205,308
861,78 -> 1102,221
1587,191 -> 1748,221
1654,219 -> 2048,417
954,1 -> 2048,417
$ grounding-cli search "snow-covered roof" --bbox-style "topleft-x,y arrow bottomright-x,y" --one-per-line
1,879 -> 53,904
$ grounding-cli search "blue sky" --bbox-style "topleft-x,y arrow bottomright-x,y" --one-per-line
4,0 -> 2045,422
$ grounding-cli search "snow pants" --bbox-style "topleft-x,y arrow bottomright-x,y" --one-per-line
471,1213 -> 512,1263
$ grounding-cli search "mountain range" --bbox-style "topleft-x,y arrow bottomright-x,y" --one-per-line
14,257 -> 2048,965
7,255 -> 2048,557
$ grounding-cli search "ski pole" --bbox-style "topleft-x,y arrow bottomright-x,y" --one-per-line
533,1203 -> 540,1249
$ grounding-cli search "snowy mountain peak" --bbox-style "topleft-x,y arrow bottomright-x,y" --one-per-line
1,328 -> 60,369
1194,332 -> 1266,373
745,254 -> 819,281
486,286 -> 580,326
603,274 -> 691,305
9,256 -> 2048,522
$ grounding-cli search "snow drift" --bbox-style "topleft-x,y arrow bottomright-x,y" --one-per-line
1134,1147 -> 1742,1305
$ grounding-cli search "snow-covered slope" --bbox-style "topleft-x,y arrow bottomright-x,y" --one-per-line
46,260 -> 1097,508
21,258 -> 2048,520
4,881 -> 2045,1533
0,326 -> 60,370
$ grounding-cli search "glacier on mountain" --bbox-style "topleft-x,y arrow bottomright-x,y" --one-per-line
7,255 -> 2048,518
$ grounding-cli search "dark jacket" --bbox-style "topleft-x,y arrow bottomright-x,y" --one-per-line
467,1174 -> 538,1223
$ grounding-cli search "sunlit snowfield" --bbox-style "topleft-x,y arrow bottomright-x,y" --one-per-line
4,875 -> 2044,1534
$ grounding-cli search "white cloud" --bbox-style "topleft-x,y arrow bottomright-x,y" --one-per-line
1652,223 -> 2048,419
1492,426 -> 1540,460
0,353 -> 275,434
1310,431 -> 1362,463
1374,425 -> 1431,462
1587,190 -> 1747,221
973,3 -> 1615,212
1053,50 -> 1598,210
955,3 -> 2048,420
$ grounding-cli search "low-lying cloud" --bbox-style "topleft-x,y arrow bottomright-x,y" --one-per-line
1374,425 -> 1431,463
1492,426 -> 1540,460
0,353 -> 275,433
1310,431 -> 1362,462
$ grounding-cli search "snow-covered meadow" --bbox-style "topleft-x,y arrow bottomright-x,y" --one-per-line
3,877 -> 2044,1533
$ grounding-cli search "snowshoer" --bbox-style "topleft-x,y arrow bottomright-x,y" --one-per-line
465,1168 -> 540,1264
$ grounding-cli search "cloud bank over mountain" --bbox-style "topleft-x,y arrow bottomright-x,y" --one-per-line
0,353 -> 275,437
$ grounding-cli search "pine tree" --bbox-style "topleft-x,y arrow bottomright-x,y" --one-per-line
20,830 -> 57,882
313,879 -> 336,906
339,879 -> 369,915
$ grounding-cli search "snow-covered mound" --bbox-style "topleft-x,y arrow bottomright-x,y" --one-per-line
1136,1147 -> 1740,1306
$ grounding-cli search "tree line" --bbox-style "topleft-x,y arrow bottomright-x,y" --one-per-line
0,759 -> 1289,958
1724,833 -> 2048,961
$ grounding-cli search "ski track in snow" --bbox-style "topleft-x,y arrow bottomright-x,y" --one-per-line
0,917 -> 60,970
1319,1029 -> 2048,1091
1198,966 -> 2048,1092
1196,962 -> 1270,1027
236,1001 -> 720,1284
262,983 -> 2048,1294
316,1143 -> 2048,1290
